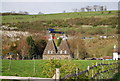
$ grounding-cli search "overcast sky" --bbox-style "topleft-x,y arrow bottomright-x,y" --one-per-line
1,0 -> 120,2
1,0 -> 119,14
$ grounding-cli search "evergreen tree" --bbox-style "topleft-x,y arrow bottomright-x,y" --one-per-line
26,36 -> 38,59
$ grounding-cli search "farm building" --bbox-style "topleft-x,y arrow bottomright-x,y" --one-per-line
43,34 -> 73,60
113,45 -> 120,60
103,56 -> 112,60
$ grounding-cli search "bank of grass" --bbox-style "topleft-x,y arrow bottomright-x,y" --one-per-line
2,60 -> 116,78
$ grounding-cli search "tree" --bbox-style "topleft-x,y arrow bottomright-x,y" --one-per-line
17,38 -> 29,60
68,38 -> 89,59
35,39 -> 47,59
26,36 -> 39,59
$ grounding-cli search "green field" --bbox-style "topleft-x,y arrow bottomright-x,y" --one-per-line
2,10 -> 118,33
2,11 -> 118,23
2,60 -> 117,78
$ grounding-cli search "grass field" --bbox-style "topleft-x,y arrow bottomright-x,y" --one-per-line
2,10 -> 118,33
2,60 -> 117,78
2,11 -> 117,24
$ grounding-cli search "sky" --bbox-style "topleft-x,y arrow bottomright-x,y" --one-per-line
1,0 -> 120,2
1,1 -> 119,14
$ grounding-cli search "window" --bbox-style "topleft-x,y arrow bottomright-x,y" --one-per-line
48,50 -> 50,54
65,50 -> 67,54
60,50 -> 62,54
51,51 -> 53,54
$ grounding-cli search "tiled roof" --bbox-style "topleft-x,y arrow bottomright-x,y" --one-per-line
43,39 -> 57,54
103,56 -> 112,59
57,39 -> 72,55
113,48 -> 120,52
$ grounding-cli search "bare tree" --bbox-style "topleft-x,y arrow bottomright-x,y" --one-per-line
68,38 -> 89,59
17,38 -> 30,60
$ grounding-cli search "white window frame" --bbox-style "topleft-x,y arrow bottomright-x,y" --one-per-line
64,50 -> 67,54
48,50 -> 50,54
60,50 -> 62,54
51,51 -> 53,54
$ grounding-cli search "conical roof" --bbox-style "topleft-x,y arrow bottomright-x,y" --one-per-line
43,36 -> 57,54
57,38 -> 72,55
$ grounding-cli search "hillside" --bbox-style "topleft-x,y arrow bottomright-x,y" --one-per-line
2,11 -> 118,34
2,10 -> 118,59
2,11 -> 118,23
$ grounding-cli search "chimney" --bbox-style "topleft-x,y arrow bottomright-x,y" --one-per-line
49,34 -> 53,40
114,45 -> 116,49
63,34 -> 67,40
113,45 -> 117,52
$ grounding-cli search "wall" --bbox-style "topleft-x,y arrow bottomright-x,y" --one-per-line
43,54 -> 72,60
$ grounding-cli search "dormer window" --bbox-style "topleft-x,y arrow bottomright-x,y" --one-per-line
60,50 -> 62,54
51,51 -> 53,54
48,50 -> 50,54
65,50 -> 67,54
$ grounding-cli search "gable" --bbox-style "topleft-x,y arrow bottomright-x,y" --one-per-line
43,40 -> 57,54
57,39 -> 72,55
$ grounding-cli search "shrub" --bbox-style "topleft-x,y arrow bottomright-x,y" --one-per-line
42,60 -> 77,78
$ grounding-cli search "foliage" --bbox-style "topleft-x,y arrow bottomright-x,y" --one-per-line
57,38 -> 62,46
26,36 -> 39,59
2,11 -> 118,32
68,38 -> 89,59
6,42 -> 18,58
35,39 -> 47,59
42,60 -> 61,77
17,38 -> 30,59
42,59 -> 77,78
2,60 -> 118,79
85,38 -> 117,58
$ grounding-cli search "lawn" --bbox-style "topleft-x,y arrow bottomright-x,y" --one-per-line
2,60 -> 117,78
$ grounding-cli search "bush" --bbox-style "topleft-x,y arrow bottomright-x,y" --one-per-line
42,60 -> 77,78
